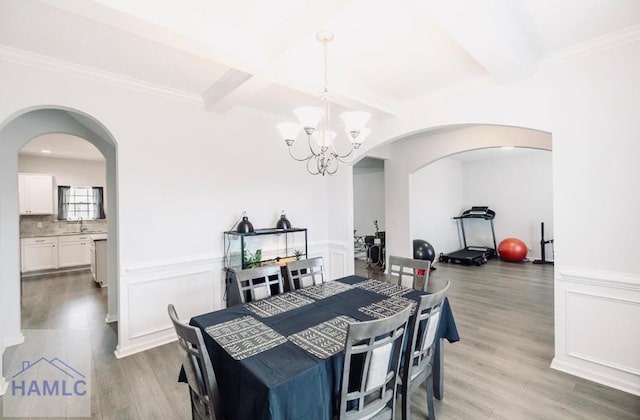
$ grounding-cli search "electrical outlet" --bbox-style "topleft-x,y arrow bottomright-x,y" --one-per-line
37,222 -> 43,228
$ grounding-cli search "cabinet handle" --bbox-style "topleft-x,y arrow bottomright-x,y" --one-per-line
35,239 -> 45,242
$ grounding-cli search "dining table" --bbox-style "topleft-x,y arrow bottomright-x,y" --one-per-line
181,275 -> 459,420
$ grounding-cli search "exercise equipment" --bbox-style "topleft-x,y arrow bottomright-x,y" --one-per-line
439,206 -> 497,266
413,240 -> 436,262
498,237 -> 528,262
365,233 -> 385,269
532,222 -> 554,265
413,239 -> 436,273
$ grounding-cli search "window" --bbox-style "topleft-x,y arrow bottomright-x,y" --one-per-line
58,186 -> 105,220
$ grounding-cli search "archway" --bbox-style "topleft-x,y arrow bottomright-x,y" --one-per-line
359,124 -> 552,261
0,107 -> 120,377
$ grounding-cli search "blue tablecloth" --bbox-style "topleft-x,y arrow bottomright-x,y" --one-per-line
186,275 -> 459,420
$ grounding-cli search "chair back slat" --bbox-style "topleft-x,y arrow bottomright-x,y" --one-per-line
286,257 -> 325,290
234,265 -> 284,303
387,255 -> 431,292
168,304 -> 222,420
406,282 -> 450,385
339,306 -> 412,420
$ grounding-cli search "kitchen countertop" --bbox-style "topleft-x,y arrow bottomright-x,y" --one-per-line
21,231 -> 107,239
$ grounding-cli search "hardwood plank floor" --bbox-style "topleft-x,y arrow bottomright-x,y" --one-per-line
2,263 -> 638,419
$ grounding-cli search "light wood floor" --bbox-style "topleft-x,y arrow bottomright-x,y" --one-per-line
2,263 -> 639,419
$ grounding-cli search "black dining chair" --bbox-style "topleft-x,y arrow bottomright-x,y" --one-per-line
234,265 -> 284,303
398,281 -> 450,420
387,255 -> 431,292
286,256 -> 325,290
338,306 -> 412,420
168,304 -> 222,420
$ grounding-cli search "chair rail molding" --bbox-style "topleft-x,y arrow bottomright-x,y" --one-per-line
114,240 -> 342,358
553,266 -> 640,396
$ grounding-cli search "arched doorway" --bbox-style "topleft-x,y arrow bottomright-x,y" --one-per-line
0,107 -> 120,367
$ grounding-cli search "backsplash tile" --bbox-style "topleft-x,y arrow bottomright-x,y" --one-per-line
20,215 -> 107,237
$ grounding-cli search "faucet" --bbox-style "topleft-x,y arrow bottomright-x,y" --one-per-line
78,217 -> 87,232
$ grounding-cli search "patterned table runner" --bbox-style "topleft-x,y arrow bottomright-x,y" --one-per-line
205,316 -> 287,360
296,281 -> 354,300
358,296 -> 417,319
353,279 -> 413,297
288,315 -> 357,359
246,292 -> 314,318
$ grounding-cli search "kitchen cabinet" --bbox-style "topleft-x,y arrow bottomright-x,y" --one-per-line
90,239 -> 107,287
19,173 -> 54,215
21,237 -> 58,272
58,235 -> 92,267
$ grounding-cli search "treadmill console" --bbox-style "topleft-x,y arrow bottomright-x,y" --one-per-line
458,206 -> 496,220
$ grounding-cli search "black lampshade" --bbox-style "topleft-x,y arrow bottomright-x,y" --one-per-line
236,216 -> 254,233
276,212 -> 291,230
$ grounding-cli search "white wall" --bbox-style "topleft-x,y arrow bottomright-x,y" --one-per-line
462,150 -> 553,259
0,56 -> 343,361
353,167 -> 385,236
410,157 -> 463,257
340,40 -> 640,394
18,154 -> 107,215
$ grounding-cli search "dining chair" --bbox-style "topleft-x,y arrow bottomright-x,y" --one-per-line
338,306 -> 412,420
286,256 -> 325,290
168,304 -> 222,420
234,265 -> 284,303
398,281 -> 450,420
387,255 -> 431,292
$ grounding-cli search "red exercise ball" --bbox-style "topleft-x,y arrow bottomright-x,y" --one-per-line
498,238 -> 528,262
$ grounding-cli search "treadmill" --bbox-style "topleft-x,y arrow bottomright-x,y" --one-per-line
439,206 -> 498,266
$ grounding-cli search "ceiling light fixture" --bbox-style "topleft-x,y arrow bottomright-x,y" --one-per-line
41,149 -> 52,154
276,31 -> 371,176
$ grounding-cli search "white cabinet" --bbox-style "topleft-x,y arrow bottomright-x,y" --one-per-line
91,239 -> 107,286
58,235 -> 92,268
21,237 -> 58,272
19,173 -> 54,215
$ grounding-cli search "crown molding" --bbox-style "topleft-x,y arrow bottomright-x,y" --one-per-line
539,24 -> 640,69
0,45 -> 203,106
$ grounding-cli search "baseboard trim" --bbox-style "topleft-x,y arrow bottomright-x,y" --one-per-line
114,330 -> 176,359
4,334 -> 25,348
551,358 -> 640,397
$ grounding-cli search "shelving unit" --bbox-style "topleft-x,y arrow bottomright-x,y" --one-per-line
223,228 -> 308,307
223,228 -> 308,270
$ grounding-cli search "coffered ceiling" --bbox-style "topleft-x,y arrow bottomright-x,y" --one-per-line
1,0 -> 639,121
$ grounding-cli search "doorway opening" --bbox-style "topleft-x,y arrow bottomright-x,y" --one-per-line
18,133 -> 114,340
353,157 -> 386,275
0,107 -> 120,360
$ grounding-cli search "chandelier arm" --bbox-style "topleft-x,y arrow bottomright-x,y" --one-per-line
326,158 -> 339,175
307,134 -> 321,157
288,147 -> 313,162
306,157 -> 320,175
334,147 -> 356,161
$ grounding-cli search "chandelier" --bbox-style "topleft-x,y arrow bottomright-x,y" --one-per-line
276,31 -> 372,176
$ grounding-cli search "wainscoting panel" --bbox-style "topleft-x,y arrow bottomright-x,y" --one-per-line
115,256 -> 225,358
114,243 -> 342,358
328,241 -> 351,280
552,267 -> 640,396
